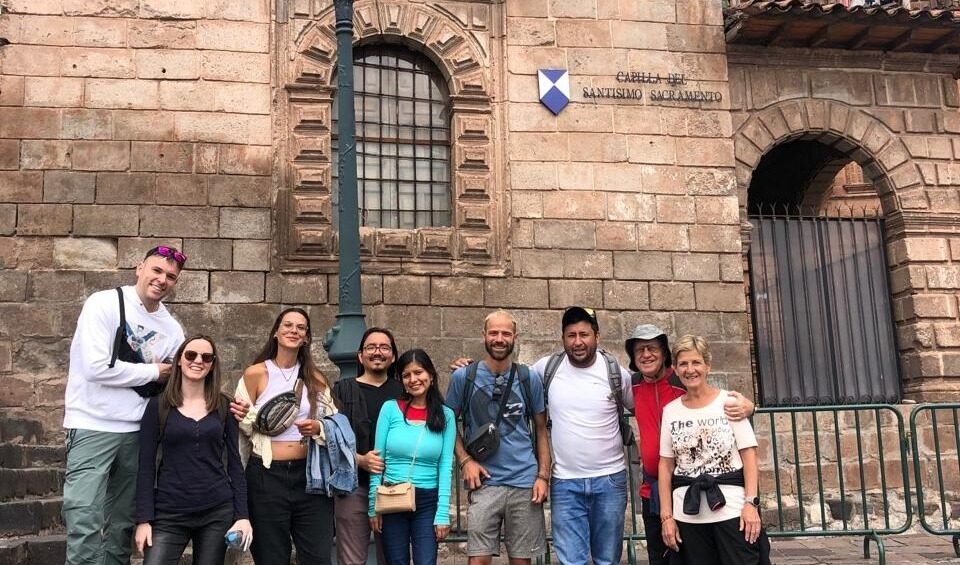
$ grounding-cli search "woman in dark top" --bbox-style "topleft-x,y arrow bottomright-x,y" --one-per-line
135,335 -> 251,565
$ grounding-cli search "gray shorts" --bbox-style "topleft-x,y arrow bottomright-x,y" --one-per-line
466,485 -> 546,558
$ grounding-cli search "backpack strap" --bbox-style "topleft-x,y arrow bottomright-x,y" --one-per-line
517,364 -> 533,420
542,352 -> 565,407
218,393 -> 231,472
600,349 -> 623,405
155,398 -> 170,489
458,361 -> 481,426
108,287 -> 125,369
600,349 -> 635,445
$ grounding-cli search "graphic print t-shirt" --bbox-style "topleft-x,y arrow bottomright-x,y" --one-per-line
445,362 -> 545,488
659,390 -> 758,524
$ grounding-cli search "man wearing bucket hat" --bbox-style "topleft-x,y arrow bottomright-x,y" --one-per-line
626,324 -> 754,565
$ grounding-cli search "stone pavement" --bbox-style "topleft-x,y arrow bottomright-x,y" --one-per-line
436,533 -> 960,565
765,533 -> 960,565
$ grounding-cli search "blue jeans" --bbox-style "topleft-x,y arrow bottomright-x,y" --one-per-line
550,470 -> 627,565
380,487 -> 439,565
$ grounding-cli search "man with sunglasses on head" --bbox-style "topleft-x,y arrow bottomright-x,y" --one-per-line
331,327 -> 404,565
445,310 -> 551,565
62,245 -> 187,565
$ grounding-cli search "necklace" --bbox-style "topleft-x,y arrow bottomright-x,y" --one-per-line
274,359 -> 297,382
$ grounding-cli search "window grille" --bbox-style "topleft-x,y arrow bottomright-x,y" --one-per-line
749,206 -> 901,406
332,45 -> 452,229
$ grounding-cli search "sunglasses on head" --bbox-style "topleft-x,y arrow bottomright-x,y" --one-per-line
183,350 -> 215,363
148,245 -> 187,266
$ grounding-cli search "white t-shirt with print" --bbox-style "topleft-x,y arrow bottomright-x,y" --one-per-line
659,390 -> 758,524
532,353 -> 633,480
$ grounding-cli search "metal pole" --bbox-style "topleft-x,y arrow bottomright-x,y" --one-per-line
323,0 -> 366,380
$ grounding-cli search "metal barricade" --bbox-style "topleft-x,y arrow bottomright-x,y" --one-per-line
754,404 -> 913,565
909,403 -> 960,558
441,443 -> 646,565
438,405 -> 919,565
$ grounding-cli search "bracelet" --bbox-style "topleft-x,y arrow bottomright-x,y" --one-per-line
458,457 -> 473,468
536,474 -> 550,482
661,515 -> 674,523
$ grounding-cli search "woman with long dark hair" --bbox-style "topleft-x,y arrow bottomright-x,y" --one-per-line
237,307 -> 337,565
134,335 -> 251,565
368,349 -> 455,565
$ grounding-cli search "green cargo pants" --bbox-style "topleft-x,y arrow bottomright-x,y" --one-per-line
62,429 -> 139,565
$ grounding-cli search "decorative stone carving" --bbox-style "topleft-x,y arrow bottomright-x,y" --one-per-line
280,0 -> 502,273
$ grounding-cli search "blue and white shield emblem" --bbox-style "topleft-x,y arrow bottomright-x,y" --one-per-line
538,69 -> 569,115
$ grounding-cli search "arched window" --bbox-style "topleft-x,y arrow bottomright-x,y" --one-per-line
332,45 -> 451,229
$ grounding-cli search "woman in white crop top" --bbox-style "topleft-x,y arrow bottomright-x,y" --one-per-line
238,307 -> 336,565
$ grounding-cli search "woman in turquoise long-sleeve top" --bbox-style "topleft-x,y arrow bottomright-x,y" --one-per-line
368,348 -> 455,565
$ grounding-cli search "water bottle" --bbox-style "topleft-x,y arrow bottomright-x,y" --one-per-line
224,530 -> 243,550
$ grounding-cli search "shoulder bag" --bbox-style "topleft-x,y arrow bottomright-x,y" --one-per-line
254,373 -> 305,437
375,419 -> 426,514
464,364 -> 516,462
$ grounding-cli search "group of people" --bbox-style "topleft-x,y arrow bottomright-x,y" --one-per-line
61,245 -> 765,565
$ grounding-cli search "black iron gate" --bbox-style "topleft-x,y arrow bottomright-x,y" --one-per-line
748,207 -> 901,406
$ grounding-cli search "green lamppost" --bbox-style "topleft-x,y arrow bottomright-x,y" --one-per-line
323,0 -> 366,379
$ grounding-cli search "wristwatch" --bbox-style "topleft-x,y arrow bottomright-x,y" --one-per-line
747,496 -> 761,508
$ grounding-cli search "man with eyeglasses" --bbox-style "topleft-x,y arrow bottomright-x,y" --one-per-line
331,327 -> 404,565
63,246 -> 187,565
445,310 -> 551,565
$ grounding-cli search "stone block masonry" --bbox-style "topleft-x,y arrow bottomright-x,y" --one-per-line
0,0 -> 762,444
2,0 -> 956,460
0,0 -> 277,437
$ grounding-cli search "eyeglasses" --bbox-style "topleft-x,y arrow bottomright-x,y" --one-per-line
280,321 -> 309,332
491,375 -> 507,400
363,344 -> 392,354
635,344 -> 662,355
183,350 -> 215,364
148,245 -> 187,266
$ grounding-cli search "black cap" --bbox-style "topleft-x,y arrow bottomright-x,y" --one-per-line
562,306 -> 599,332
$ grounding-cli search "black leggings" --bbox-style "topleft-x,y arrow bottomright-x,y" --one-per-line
641,497 -> 670,565
143,501 -> 233,565
675,517 -> 760,565
247,458 -> 334,565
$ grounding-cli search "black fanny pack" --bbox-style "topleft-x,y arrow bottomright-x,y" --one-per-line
464,365 -> 516,462
465,423 -> 500,462
108,287 -> 165,398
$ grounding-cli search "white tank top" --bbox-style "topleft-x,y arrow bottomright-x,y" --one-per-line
256,360 -> 311,442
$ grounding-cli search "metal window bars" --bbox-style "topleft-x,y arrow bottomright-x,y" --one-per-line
332,45 -> 452,229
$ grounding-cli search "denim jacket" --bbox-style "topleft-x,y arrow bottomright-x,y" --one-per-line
307,412 -> 358,496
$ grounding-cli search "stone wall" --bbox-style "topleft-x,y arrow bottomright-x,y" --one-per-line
0,0 -> 275,439
729,45 -> 960,401
0,0 -> 758,443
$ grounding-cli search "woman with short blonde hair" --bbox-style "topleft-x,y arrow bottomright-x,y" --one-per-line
658,335 -> 761,565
